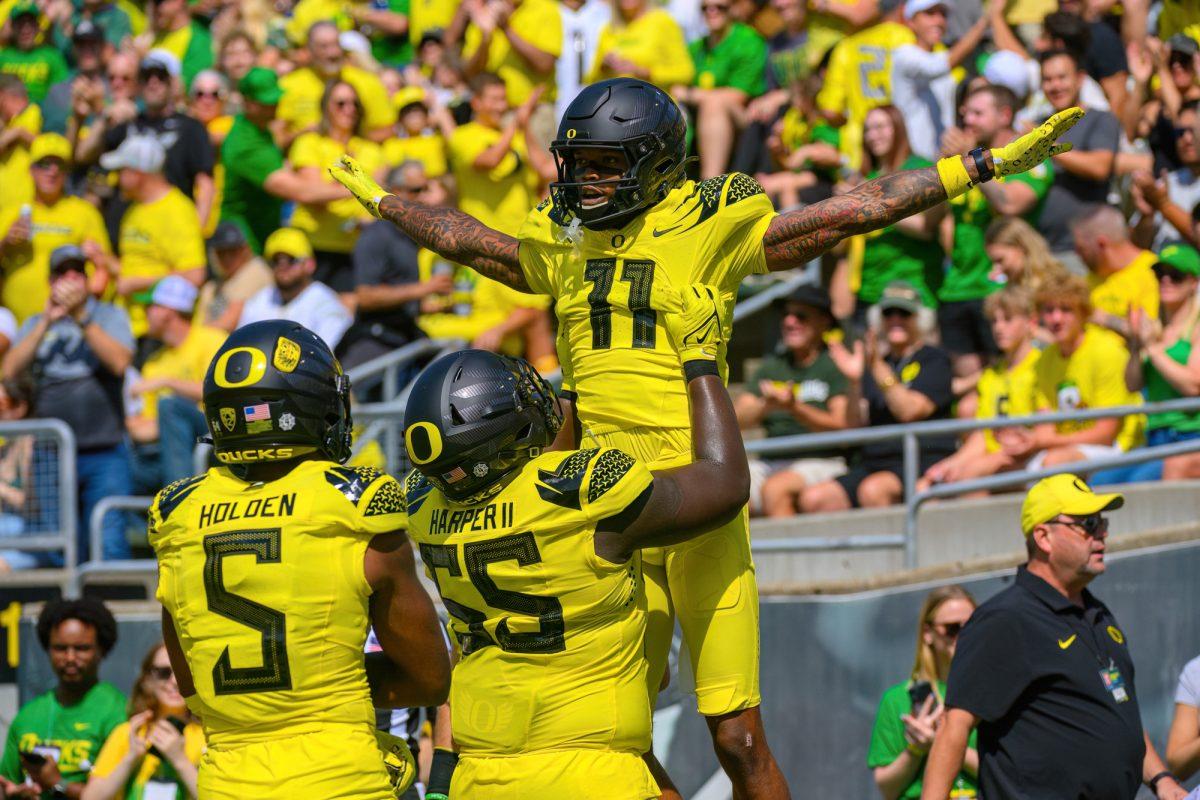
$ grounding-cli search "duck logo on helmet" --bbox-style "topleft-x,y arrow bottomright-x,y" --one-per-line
273,337 -> 301,373
219,407 -> 236,432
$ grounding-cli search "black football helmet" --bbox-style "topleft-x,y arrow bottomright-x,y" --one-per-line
549,78 -> 689,230
403,350 -> 562,503
202,320 -> 352,466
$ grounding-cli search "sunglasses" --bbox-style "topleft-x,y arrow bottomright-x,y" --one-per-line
148,665 -> 173,681
1050,515 -> 1109,539
882,307 -> 914,319
1154,265 -> 1193,283
1170,53 -> 1194,67
331,98 -> 358,110
139,68 -> 171,82
701,3 -> 730,10
108,72 -> 134,82
1175,126 -> 1197,140
930,621 -> 964,638
32,159 -> 65,170
271,255 -> 301,267
192,89 -> 221,100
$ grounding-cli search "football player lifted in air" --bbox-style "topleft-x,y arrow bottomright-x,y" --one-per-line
332,78 -> 1082,796
150,320 -> 450,799
402,284 -> 748,799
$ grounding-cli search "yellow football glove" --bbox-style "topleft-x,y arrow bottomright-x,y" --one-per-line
374,730 -> 418,797
991,107 -> 1084,178
664,284 -> 725,367
329,155 -> 389,219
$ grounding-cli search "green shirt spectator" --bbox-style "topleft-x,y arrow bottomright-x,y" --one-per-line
942,161 -> 1053,304
0,3 -> 71,104
152,19 -> 214,88
748,350 -> 847,452
220,113 -> 284,253
0,599 -> 125,800
368,0 -> 413,67
53,4 -> 135,52
859,154 -> 943,308
689,20 -> 766,96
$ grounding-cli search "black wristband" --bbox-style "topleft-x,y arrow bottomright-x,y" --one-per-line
969,147 -> 994,184
1147,770 -> 1175,793
683,360 -> 719,382
427,747 -> 459,796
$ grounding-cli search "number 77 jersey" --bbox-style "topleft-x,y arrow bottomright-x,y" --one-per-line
518,173 -> 776,435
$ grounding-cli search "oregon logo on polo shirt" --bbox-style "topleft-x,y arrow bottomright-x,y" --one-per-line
1107,625 -> 1124,644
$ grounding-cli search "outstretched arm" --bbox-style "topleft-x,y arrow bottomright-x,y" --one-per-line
333,156 -> 532,292
764,108 -> 1085,271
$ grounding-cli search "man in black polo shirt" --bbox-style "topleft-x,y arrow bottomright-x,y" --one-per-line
921,474 -> 1187,800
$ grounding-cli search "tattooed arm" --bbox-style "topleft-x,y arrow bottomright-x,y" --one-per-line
763,154 -> 989,270
375,195 -> 532,292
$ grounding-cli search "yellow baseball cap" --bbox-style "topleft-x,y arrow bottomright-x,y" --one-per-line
30,133 -> 72,165
1020,474 -> 1123,536
263,228 -> 313,260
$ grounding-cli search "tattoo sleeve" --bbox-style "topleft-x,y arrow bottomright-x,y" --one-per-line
763,165 -> 948,270
377,195 -> 532,292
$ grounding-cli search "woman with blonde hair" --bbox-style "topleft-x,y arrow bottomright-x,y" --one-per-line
984,216 -> 1069,297
867,585 -> 979,800
83,643 -> 204,800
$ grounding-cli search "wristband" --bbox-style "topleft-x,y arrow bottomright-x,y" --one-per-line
905,742 -> 928,757
683,360 -> 720,382
1147,770 -> 1175,793
427,747 -> 458,797
969,146 -> 994,183
935,155 -> 974,199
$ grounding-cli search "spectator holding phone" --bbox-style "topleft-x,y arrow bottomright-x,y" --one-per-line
82,643 -> 203,800
868,585 -> 979,800
0,600 -> 126,799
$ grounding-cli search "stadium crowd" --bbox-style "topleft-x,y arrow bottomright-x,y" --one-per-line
0,0 -> 1199,561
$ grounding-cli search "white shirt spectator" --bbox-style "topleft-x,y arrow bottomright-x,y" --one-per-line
891,45 -> 957,161
238,282 -> 353,350
1155,168 -> 1200,249
1176,654 -> 1200,708
557,0 -> 611,122
0,306 -> 17,346
666,0 -> 705,44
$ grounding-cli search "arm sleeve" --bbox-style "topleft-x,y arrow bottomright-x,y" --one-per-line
1083,111 -> 1120,153
225,135 -> 284,189
647,13 -> 695,88
906,347 -> 953,409
944,607 -> 1032,722
580,447 -> 655,524
893,45 -> 949,81
187,117 -> 216,175
97,304 -> 136,351
714,174 -> 777,282
516,206 -> 558,297
1175,656 -> 1200,707
866,685 -> 908,769
287,133 -> 322,169
87,724 -> 129,779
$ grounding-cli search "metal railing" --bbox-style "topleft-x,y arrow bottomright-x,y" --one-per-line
745,396 -> 1200,567
0,420 -> 77,579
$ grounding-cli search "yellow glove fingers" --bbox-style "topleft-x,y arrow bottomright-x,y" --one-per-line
1049,142 -> 1073,157
329,155 -> 387,219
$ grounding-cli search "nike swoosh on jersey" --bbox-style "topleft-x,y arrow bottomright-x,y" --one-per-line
651,224 -> 684,237
1058,635 -> 1077,650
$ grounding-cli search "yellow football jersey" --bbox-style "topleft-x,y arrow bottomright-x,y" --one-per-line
150,461 -> 407,749
518,173 -> 776,435
976,348 -> 1040,453
403,447 -> 654,756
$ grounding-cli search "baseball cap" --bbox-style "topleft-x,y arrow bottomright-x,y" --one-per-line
30,133 -> 72,164
982,50 -> 1031,99
1158,242 -> 1200,276
239,67 -> 283,105
393,86 -> 428,111
264,228 -> 313,260
150,275 -> 198,314
876,280 -> 924,314
10,1 -> 40,20
418,27 -> 444,48
99,134 -> 166,173
904,0 -> 947,18
1169,33 -> 1200,57
208,220 -> 247,251
1021,474 -> 1123,537
140,49 -> 181,79
73,19 -> 105,42
49,245 -> 88,276
776,283 -> 833,318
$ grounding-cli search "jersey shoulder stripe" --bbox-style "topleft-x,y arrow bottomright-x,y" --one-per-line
364,477 -> 406,517
535,448 -> 600,510
404,470 -> 435,515
155,473 -> 207,524
586,449 -> 637,504
325,466 -> 386,505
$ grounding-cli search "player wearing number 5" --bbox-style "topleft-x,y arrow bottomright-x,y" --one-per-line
333,77 -> 1083,795
149,320 -> 450,799
403,285 -> 746,799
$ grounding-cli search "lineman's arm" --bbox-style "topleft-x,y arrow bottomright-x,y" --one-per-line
364,532 -> 452,708
919,707 -> 977,800
594,286 -> 750,562
331,156 -> 531,292
762,109 -> 1083,270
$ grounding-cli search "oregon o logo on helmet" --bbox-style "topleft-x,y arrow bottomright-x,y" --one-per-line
405,421 -> 443,465
214,346 -> 268,389
566,128 -> 577,139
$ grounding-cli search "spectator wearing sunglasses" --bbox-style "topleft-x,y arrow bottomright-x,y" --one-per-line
1121,243 -> 1200,482
1131,101 -> 1200,252
868,585 -> 978,800
922,476 -> 1187,800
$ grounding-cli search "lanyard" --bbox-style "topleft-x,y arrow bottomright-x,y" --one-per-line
1063,606 -> 1111,668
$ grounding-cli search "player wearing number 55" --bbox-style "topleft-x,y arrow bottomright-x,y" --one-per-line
920,475 -> 1187,800
402,285 -> 748,799
148,319 -> 449,799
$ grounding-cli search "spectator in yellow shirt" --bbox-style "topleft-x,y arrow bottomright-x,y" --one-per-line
383,86 -> 453,177
0,133 -> 111,324
999,274 -> 1144,471
95,135 -> 206,342
920,287 -> 1042,491
589,0 -> 694,89
277,21 -> 396,142
288,79 -> 385,296
126,275 -> 226,493
0,74 -> 40,214
459,0 -> 561,145
1072,204 -> 1160,333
